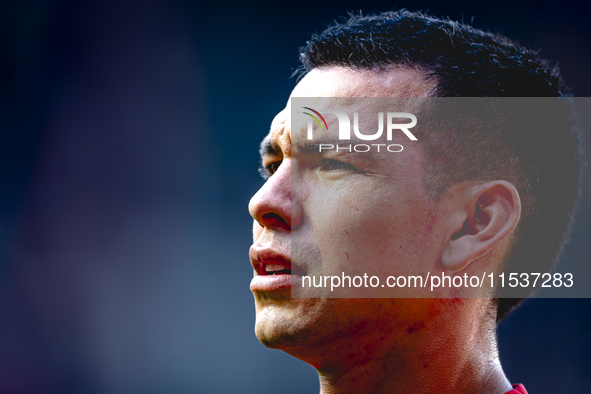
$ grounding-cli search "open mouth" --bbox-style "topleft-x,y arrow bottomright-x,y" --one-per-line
249,245 -> 299,278
264,264 -> 292,275
249,246 -> 300,292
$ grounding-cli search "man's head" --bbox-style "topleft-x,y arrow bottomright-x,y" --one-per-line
295,9 -> 582,320
249,67 -> 510,372
248,9 -> 582,389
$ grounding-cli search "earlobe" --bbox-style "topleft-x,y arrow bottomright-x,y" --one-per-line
441,181 -> 521,272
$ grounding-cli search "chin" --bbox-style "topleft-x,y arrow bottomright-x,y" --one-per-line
254,320 -> 282,349
252,297 -> 326,352
254,321 -> 304,351
253,306 -> 300,349
254,312 -> 333,369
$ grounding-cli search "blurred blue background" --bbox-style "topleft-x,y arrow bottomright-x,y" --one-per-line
0,0 -> 590,393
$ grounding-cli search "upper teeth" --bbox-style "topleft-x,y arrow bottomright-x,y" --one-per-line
265,264 -> 287,272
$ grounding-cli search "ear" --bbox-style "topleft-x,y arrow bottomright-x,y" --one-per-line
441,181 -> 521,272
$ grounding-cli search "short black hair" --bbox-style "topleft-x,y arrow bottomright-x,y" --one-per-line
297,9 -> 583,321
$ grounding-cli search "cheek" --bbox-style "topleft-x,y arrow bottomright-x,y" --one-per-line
310,185 -> 435,273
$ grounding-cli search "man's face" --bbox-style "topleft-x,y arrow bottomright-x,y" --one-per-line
248,67 -> 448,361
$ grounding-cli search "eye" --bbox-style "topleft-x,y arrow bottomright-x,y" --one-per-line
258,160 -> 282,179
319,159 -> 359,172
267,161 -> 282,174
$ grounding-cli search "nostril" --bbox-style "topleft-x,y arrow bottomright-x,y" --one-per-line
262,212 -> 290,230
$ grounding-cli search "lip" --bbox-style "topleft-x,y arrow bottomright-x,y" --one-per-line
249,245 -> 303,292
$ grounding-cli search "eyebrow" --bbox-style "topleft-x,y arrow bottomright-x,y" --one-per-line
259,137 -> 384,160
292,140 -> 330,155
259,136 -> 281,159
292,139 -> 382,160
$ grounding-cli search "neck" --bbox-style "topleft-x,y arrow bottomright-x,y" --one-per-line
302,299 -> 512,394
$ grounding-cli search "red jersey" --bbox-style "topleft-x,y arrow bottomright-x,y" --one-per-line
506,384 -> 528,394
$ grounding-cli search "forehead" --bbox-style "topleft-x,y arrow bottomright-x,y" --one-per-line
291,66 -> 435,98
265,66 -> 435,154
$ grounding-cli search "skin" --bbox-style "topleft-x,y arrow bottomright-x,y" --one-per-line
248,66 -> 521,394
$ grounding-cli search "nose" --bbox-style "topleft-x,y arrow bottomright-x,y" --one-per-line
248,159 -> 301,232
